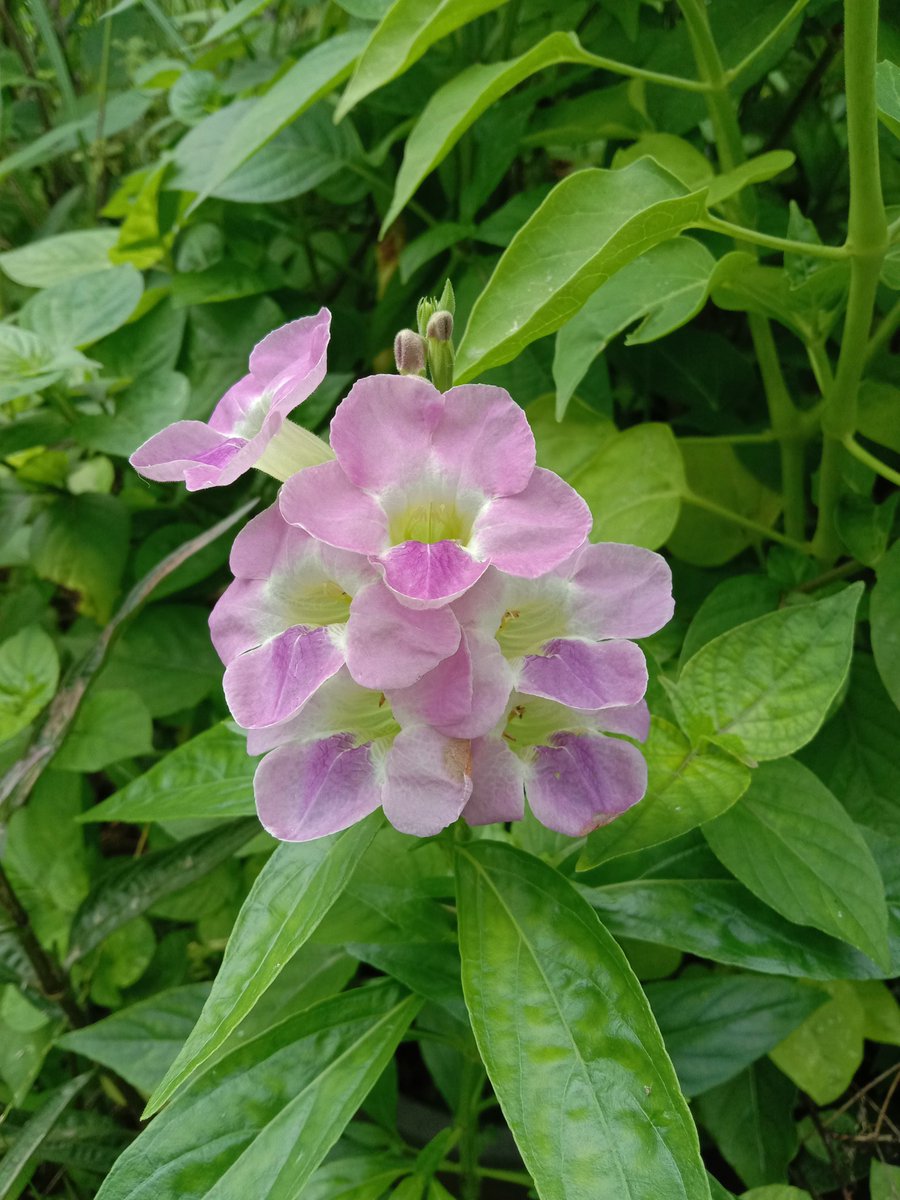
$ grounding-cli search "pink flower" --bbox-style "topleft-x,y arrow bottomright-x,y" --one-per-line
278,375 -> 591,608
130,309 -> 331,490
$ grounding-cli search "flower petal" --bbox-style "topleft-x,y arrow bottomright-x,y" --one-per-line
433,384 -> 534,496
223,625 -> 344,728
330,374 -> 441,489
518,638 -> 648,711
378,540 -> 487,607
595,699 -> 650,741
463,735 -> 525,826
527,732 -> 648,836
567,542 -> 674,639
381,726 -> 473,836
229,501 -> 313,578
345,583 -> 461,690
249,308 -> 330,391
470,468 -> 591,579
254,734 -> 380,841
280,460 -> 389,555
129,421 -> 248,490
209,578 -> 271,664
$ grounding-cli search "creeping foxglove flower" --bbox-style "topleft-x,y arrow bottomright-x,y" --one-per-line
279,375 -> 591,608
209,504 -> 462,731
130,309 -> 332,490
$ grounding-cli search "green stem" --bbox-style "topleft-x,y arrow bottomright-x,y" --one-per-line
581,52 -> 710,93
806,339 -> 835,395
677,0 -> 807,541
811,0 -> 888,562
698,216 -> 848,260
682,490 -> 809,551
89,11 -> 113,217
455,1059 -> 484,1200
866,296 -> 900,363
439,1162 -> 534,1188
843,435 -> 900,487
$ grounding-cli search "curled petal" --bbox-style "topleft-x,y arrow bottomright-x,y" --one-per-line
463,736 -> 525,826
345,583 -> 461,690
223,625 -> 344,728
249,308 -> 330,395
518,638 -> 648,711
378,540 -> 488,607
568,542 -> 674,639
280,460 -> 390,555
254,735 -> 380,841
527,733 -> 648,837
382,727 -> 473,836
130,422 -> 248,491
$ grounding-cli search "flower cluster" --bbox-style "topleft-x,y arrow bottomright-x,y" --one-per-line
131,310 -> 673,842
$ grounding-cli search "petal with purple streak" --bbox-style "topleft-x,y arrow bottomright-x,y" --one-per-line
567,542 -> 674,639
223,625 -> 344,728
381,727 -> 473,836
463,735 -> 525,826
280,460 -> 390,554
129,422 -> 246,490
345,583 -> 461,690
527,732 -> 648,836
518,638 -> 648,711
378,540 -> 487,607
254,734 -> 380,841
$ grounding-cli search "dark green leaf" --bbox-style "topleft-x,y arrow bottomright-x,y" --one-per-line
0,1073 -> 90,1200
871,538 -> 900,711
695,1061 -> 797,1189
30,495 -> 130,624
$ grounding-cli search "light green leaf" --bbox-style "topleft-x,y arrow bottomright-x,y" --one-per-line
0,1073 -> 90,1200
769,981 -> 865,1105
871,539 -> 900,711
456,840 -> 710,1200
0,229 -> 118,288
741,1189 -> 811,1200
146,815 -> 380,1115
613,134 -> 713,190
553,238 -> 716,416
337,0 -> 511,119
871,1161 -> 900,1200
522,82 -> 649,148
82,723 -> 255,825
854,980 -> 900,1046
646,973 -> 828,1097
19,266 -> 143,349
876,60 -> 900,140
0,325 -> 90,402
454,159 -> 709,382
52,689 -> 153,772
680,576 -> 781,668
0,625 -> 58,742
77,371 -> 191,457
696,1061 -> 797,1189
705,150 -> 796,206
30,494 -> 130,624
200,0 -> 271,43
671,585 -> 863,760
95,984 -> 420,1200
580,718 -> 750,869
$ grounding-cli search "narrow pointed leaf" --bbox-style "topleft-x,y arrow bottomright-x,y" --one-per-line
0,1073 -> 91,1200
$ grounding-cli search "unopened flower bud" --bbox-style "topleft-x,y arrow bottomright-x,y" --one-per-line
394,328 -> 426,376
426,310 -> 454,343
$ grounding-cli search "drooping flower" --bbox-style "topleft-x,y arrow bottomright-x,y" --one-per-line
130,309 -> 332,490
209,503 -> 462,731
279,375 -> 591,608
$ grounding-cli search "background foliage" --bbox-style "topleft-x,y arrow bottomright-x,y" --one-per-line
0,0 -> 899,1196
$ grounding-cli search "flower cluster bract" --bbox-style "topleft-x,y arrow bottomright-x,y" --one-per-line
131,311 -> 674,841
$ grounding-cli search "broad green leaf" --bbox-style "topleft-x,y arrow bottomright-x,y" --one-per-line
0,1073 -> 90,1200
769,981 -> 865,1105
668,443 -> 781,566
876,60 -> 900,139
613,134 -> 713,189
855,980 -> 900,1046
579,718 -> 750,869
585,878 -> 891,980
298,1154 -> 409,1200
705,151 -> 796,206
93,295 -> 186,379
0,625 -> 58,742
30,494 -> 130,623
553,238 -> 716,417
19,266 -> 143,349
521,81 -> 648,148
871,1162 -> 900,1200
0,229 -> 118,288
456,840 -> 710,1200
645,973 -> 828,1096
77,371 -> 191,457
146,815 -> 380,1115
671,585 -> 862,760
0,325 -> 90,402
704,759 -> 890,968
96,984 -> 420,1200
67,820 -> 257,963
188,34 -> 367,206
82,723 -> 255,824
348,942 -> 466,1025
835,491 -> 897,567
858,380 -> 900,454
52,688 -> 153,772
871,539 -> 900,710
337,0 -> 510,119
200,0 -> 270,44
695,1061 -> 797,1189
742,1189 -> 811,1200
169,69 -> 219,125
454,159 -> 709,382
680,576 -> 781,669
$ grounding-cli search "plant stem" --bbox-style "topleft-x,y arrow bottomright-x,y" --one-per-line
677,0 -> 807,542
455,1059 -> 484,1200
698,216 -> 848,260
682,490 -> 809,551
439,1161 -> 534,1188
89,11 -> 113,218
843,435 -> 900,487
811,0 -> 888,562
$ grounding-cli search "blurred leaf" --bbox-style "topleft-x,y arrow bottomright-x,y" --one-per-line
871,539 -> 900,710
51,688 -> 153,772
858,380 -> 900,454
876,59 -> 900,139
871,1161 -> 900,1200
696,1061 -> 797,1189
30,494 -> 131,623
0,1072 -> 90,1200
77,371 -> 191,457
854,980 -> 900,1046
0,230 -> 118,287
0,626 -> 58,742
769,981 -> 865,1105
19,266 -> 143,349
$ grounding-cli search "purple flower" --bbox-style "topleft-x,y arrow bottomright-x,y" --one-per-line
130,309 -> 331,490
209,503 -> 462,731
278,375 -> 591,608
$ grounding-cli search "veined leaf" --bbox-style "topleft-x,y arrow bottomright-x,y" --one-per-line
0,626 -> 58,743
19,266 -> 143,349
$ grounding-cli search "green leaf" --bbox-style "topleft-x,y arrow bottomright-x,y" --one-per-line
67,820 -> 257,963
77,371 -> 191,457
82,723 -> 255,824
741,1189 -> 811,1200
579,718 -> 750,869
705,150 -> 796,207
871,539 -> 900,711
553,238 -> 716,417
348,942 -> 466,1025
671,585 -> 863,760
0,325 -> 90,402
871,1161 -> 900,1200
95,983 -> 420,1200
456,840 -> 710,1200
769,981 -> 865,1105
0,1073 -> 90,1200
858,380 -> 900,454
855,979 -> 900,1046
454,159 -> 709,382
187,33 -> 367,207
337,0 -> 511,119
0,625 -> 58,742
704,758 -> 890,968
680,576 -> 781,668
146,815 -> 380,1115
19,266 -> 143,349
299,1154 -> 409,1200
30,494 -> 130,623
52,688 -> 153,772
695,1061 -> 797,1189
0,229 -> 118,288
199,0 -> 270,44
876,60 -> 900,139
645,973 -> 828,1096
